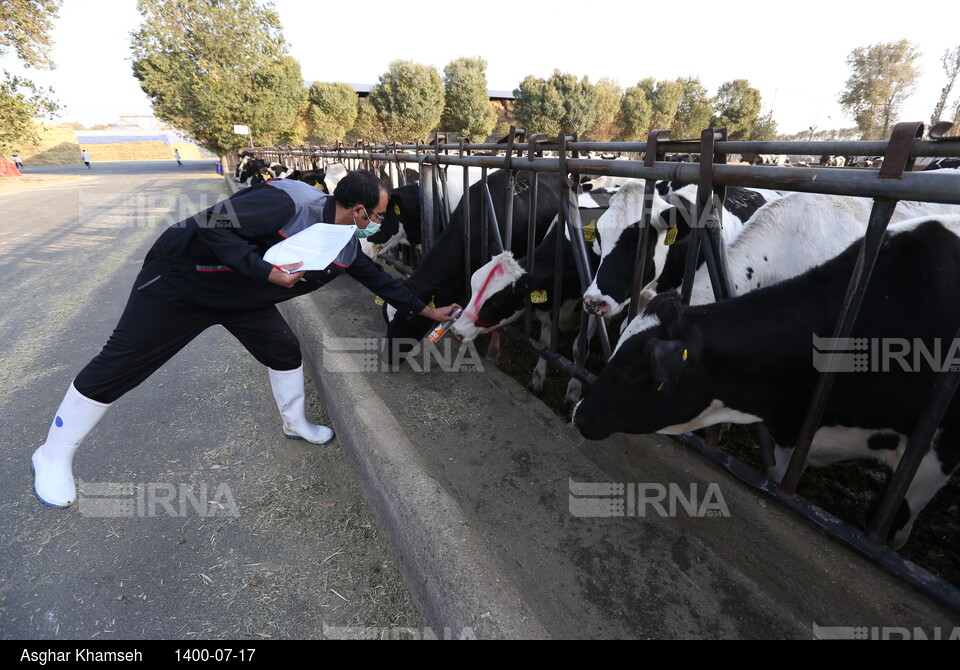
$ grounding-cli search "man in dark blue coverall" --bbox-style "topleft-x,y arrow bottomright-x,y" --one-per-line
31,169 -> 459,508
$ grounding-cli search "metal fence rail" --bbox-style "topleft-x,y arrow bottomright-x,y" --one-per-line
236,124 -> 960,614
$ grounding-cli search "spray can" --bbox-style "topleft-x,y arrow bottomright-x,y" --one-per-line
427,308 -> 463,344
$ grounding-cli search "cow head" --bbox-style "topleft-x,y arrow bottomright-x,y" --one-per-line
361,185 -> 420,258
237,157 -> 270,185
451,252 -> 529,342
582,181 -> 680,318
573,293 -> 713,441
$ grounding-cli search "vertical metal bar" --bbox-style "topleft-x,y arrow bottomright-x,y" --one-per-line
483,182 -> 504,254
552,134 -> 569,355
460,138 -> 472,291
564,197 -> 593,368
434,134 -> 450,230
480,167 -> 489,261
628,130 -> 670,323
503,126 -> 518,252
779,121 -> 925,496
418,154 -> 434,256
866,337 -> 960,544
523,134 -> 547,338
697,128 -> 736,302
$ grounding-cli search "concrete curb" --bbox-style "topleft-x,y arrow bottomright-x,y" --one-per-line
279,300 -> 548,639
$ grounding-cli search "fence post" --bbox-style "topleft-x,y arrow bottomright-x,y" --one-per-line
779,121 -> 925,496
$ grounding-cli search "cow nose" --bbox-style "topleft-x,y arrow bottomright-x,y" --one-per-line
584,299 -> 608,317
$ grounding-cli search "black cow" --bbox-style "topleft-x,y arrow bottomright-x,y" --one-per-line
573,215 -> 960,548
382,169 -> 563,363
360,184 -> 422,258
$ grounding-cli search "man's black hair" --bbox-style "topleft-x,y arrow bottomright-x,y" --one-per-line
334,169 -> 386,210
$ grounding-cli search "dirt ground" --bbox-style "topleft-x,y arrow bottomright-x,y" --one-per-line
0,174 -> 81,189
0,168 -> 424,640
488,324 -> 960,590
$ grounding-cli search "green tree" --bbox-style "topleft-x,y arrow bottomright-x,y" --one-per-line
307,81 -> 358,144
368,60 -> 444,141
349,99 -> 385,143
838,39 -> 921,140
712,79 -> 762,139
620,81 -> 653,141
931,45 -> 960,128
586,77 -> 622,141
513,74 -> 563,136
280,97 -> 310,146
0,0 -> 62,153
513,70 -> 597,136
649,79 -> 683,132
674,77 -> 713,139
131,0 -> 304,155
440,56 -> 496,140
0,70 -> 60,153
747,111 -> 778,141
0,0 -> 62,69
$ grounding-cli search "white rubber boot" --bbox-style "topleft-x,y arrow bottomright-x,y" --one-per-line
31,383 -> 111,508
268,365 -> 335,445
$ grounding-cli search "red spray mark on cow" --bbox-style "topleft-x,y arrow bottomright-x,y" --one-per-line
463,262 -> 506,324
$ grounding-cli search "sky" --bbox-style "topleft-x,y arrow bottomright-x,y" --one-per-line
2,0 -> 958,136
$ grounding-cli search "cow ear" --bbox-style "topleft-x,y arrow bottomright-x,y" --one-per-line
645,339 -> 689,390
388,193 -> 402,213
660,205 -> 692,239
643,291 -> 684,326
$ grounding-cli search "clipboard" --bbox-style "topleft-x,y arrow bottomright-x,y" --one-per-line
263,223 -> 357,271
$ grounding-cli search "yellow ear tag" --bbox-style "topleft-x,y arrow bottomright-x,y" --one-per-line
428,297 -> 436,309
682,349 -> 688,361
583,222 -> 597,243
314,182 -> 327,192
664,226 -> 679,246
394,204 -> 401,215
657,382 -> 665,392
374,296 -> 385,306
530,290 -> 548,304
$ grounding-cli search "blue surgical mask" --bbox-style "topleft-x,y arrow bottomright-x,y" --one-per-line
354,221 -> 381,238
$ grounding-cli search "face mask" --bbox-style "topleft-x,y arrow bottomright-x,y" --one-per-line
354,220 -> 381,238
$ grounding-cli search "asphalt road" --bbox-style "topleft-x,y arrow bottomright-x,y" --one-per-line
0,161 -> 422,640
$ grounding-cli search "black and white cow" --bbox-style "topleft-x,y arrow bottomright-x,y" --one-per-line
235,155 -> 270,186
642,192 -> 960,310
450,212 -> 600,403
382,169 -> 563,363
360,183 -> 422,258
582,180 -> 775,319
361,167 -> 485,260
573,214 -> 960,548
923,158 -> 960,172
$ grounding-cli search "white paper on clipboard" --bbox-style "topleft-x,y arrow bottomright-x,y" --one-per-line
263,223 -> 357,271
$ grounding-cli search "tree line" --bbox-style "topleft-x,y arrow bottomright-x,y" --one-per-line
2,0 -> 960,157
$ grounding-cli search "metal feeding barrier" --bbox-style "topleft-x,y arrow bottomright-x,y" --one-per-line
240,122 -> 960,614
